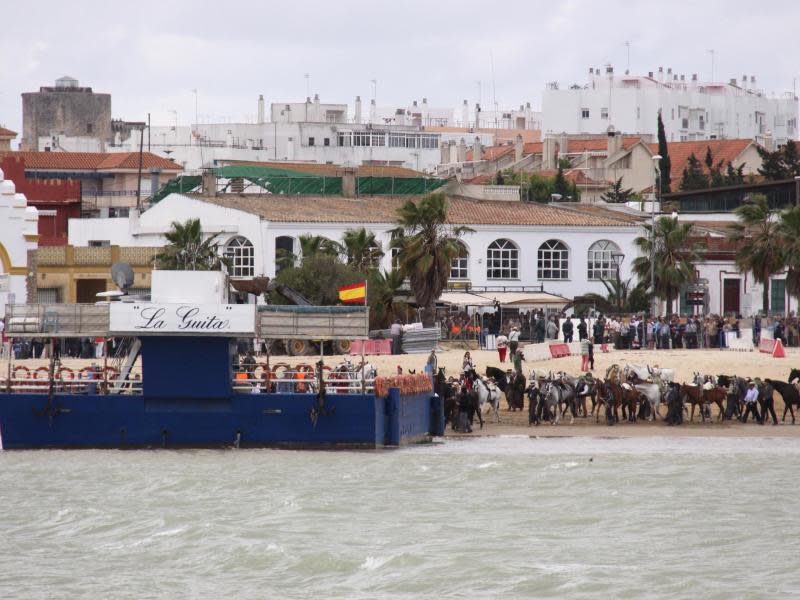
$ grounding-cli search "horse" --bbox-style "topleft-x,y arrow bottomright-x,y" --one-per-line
596,382 -> 619,425
681,382 -> 724,422
607,381 -> 642,422
526,383 -> 546,426
624,363 -> 651,383
788,368 -> 800,385
767,378 -> 800,424
472,376 -> 501,424
560,372 -> 596,417
542,379 -> 576,425
633,382 -> 662,421
648,365 -> 675,383
485,366 -> 509,394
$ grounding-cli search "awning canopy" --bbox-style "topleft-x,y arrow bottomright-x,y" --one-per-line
439,291 -> 569,308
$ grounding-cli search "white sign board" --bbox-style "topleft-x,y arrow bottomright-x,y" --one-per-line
110,303 -> 255,336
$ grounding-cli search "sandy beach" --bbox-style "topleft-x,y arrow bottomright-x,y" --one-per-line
3,344 -> 799,437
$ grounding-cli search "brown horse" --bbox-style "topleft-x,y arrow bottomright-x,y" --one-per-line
681,383 -> 725,422
607,381 -> 642,422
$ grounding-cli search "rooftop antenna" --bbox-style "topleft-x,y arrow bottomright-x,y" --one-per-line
490,51 -> 498,129
624,41 -> 630,73
707,49 -> 715,81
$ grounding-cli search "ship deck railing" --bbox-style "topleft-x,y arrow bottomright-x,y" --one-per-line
232,369 -> 376,395
4,304 -> 110,337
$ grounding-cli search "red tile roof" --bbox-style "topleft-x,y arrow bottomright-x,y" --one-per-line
0,126 -> 17,137
647,139 -> 754,185
0,151 -> 182,172
465,145 -> 514,161
193,194 -> 636,227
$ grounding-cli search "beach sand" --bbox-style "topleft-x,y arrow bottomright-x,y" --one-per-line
3,345 -> 799,437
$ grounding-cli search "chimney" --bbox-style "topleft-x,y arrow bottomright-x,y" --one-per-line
607,125 -> 621,155
202,169 -> 217,197
742,75 -> 748,90
257,94 -> 265,124
457,138 -> 467,162
395,108 -> 406,126
542,137 -> 557,170
354,95 -> 362,123
421,97 -> 428,124
648,71 -> 653,78
730,78 -> 737,86
341,168 -> 357,198
658,67 -> 663,83
751,75 -> 757,89
514,133 -> 524,163
667,67 -> 672,76
475,103 -> 481,128
473,136 -> 482,161
462,99 -> 469,127
441,139 -> 451,164
369,99 -> 377,124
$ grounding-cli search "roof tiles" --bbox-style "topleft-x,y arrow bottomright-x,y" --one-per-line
0,151 -> 182,171
190,193 -> 636,227
647,139 -> 754,184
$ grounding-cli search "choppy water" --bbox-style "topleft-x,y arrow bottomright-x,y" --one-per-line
2,437 -> 800,599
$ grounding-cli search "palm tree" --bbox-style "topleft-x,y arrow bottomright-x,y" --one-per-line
391,192 -> 473,326
368,269 -> 406,328
729,194 -> 784,314
156,218 -> 227,271
632,216 -> 699,314
341,227 -> 384,271
276,234 -> 342,270
778,205 -> 800,299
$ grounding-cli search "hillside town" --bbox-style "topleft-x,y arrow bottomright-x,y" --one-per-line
1,66 -> 799,323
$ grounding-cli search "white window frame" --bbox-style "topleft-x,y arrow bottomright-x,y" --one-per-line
225,236 -> 255,278
487,239 -> 519,280
537,239 -> 569,280
450,245 -> 469,280
587,240 -> 621,281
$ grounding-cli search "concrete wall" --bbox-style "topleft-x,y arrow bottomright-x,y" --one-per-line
22,88 -> 112,151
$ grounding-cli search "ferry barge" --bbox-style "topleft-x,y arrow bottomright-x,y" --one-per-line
0,271 -> 443,449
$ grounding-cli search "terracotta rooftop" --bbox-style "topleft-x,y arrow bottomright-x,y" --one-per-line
0,151 -> 182,171
0,126 -> 17,137
553,203 -> 646,224
465,145 -> 515,162
189,193 -> 637,227
219,160 -> 429,178
647,139 -> 754,185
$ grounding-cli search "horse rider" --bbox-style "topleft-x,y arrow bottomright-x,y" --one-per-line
724,377 -> 741,421
741,380 -> 761,424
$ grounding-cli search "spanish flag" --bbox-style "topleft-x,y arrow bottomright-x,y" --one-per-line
338,281 -> 367,304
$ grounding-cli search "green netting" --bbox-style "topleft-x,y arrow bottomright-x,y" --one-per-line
356,176 -> 447,195
215,165 -> 319,178
151,175 -> 202,203
244,176 -> 343,195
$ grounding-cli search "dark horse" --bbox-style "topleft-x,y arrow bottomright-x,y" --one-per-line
770,377 -> 800,424
434,368 -> 457,429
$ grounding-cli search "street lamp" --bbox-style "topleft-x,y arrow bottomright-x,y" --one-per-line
651,155 -> 662,316
611,251 -> 625,310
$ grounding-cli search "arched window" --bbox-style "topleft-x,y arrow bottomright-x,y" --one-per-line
225,236 -> 255,277
450,243 -> 469,280
537,239 -> 569,280
587,240 -> 622,280
487,239 -> 519,280
275,236 -> 295,273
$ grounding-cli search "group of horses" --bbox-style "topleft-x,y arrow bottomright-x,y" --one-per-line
435,362 -> 800,430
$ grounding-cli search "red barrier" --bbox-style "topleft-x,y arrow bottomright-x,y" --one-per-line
758,338 -> 786,358
758,339 -> 776,354
350,339 -> 391,356
548,343 -> 571,358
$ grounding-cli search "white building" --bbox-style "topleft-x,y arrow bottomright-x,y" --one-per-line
0,168 -> 38,314
542,65 -> 798,146
68,191 -> 641,303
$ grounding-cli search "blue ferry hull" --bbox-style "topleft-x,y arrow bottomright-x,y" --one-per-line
0,389 -> 444,450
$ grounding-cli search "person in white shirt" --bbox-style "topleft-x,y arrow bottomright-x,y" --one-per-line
741,381 -> 761,423
508,326 -> 521,355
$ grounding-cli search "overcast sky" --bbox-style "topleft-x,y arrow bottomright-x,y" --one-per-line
2,0 -> 799,134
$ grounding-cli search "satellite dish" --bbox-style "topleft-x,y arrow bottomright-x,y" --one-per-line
111,262 -> 135,293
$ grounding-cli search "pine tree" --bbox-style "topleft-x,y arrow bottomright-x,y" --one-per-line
757,145 -> 790,180
553,165 -> 570,199
679,153 -> 710,190
724,162 -> 745,186
704,146 -> 714,169
783,140 -> 800,177
600,177 -> 635,203
657,111 -> 672,193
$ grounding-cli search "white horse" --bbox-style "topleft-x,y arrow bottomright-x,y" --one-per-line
542,380 -> 575,425
633,382 -> 662,421
648,365 -> 675,383
473,377 -> 501,423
